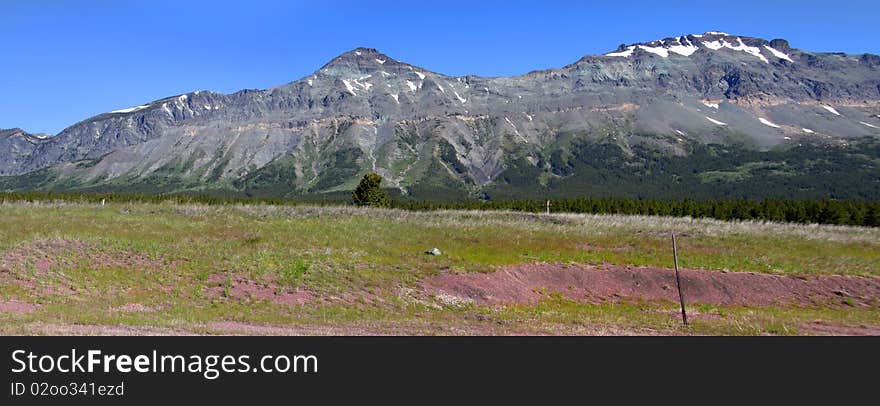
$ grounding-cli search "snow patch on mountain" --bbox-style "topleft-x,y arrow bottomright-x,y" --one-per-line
111,105 -> 150,114
700,37 -> 768,62
706,116 -> 727,126
668,43 -> 699,56
638,45 -> 669,58
764,45 -> 793,62
353,76 -> 372,91
724,38 -> 769,63
759,117 -> 781,128
821,105 -> 841,116
504,117 -> 528,143
667,36 -> 699,56
605,46 -> 635,57
342,80 -> 357,95
702,40 -> 724,50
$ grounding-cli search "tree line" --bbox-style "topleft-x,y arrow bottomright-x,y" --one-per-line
391,198 -> 880,227
2,190 -> 878,227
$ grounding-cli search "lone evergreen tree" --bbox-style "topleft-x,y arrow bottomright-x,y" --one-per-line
352,172 -> 390,207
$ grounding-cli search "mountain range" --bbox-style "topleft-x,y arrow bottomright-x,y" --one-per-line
2,32 -> 879,201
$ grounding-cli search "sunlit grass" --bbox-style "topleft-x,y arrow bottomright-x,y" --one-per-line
1,201 -> 878,335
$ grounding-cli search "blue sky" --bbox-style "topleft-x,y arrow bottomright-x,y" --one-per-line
3,0 -> 879,134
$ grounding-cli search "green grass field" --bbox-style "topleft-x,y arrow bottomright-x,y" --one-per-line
1,201 -> 878,335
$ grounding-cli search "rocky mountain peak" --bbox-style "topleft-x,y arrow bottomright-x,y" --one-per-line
769,38 -> 791,52
0,128 -> 49,141
0,128 -> 25,138
295,47 -> 445,104
319,47 -> 401,73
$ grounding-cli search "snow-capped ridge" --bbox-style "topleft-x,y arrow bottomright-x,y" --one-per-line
110,104 -> 151,114
604,32 -> 791,64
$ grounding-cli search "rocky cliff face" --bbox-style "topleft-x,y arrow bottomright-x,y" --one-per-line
2,32 -> 880,200
0,128 -> 50,176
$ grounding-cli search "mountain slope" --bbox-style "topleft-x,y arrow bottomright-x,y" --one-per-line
2,32 -> 880,200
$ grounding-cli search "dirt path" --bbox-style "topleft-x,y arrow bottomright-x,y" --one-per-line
423,263 -> 880,307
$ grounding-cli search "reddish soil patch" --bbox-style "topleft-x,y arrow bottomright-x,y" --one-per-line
1,239 -> 171,273
204,274 -> 313,306
423,263 -> 880,307
202,319 -> 660,336
0,239 -> 175,297
799,321 -> 880,336
0,300 -> 40,313
15,324 -> 198,336
7,320 -> 656,336
204,321 -> 381,336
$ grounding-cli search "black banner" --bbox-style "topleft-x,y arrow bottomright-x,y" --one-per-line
1,336 -> 876,404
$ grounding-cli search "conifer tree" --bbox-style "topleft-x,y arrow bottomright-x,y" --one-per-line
352,172 -> 390,207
